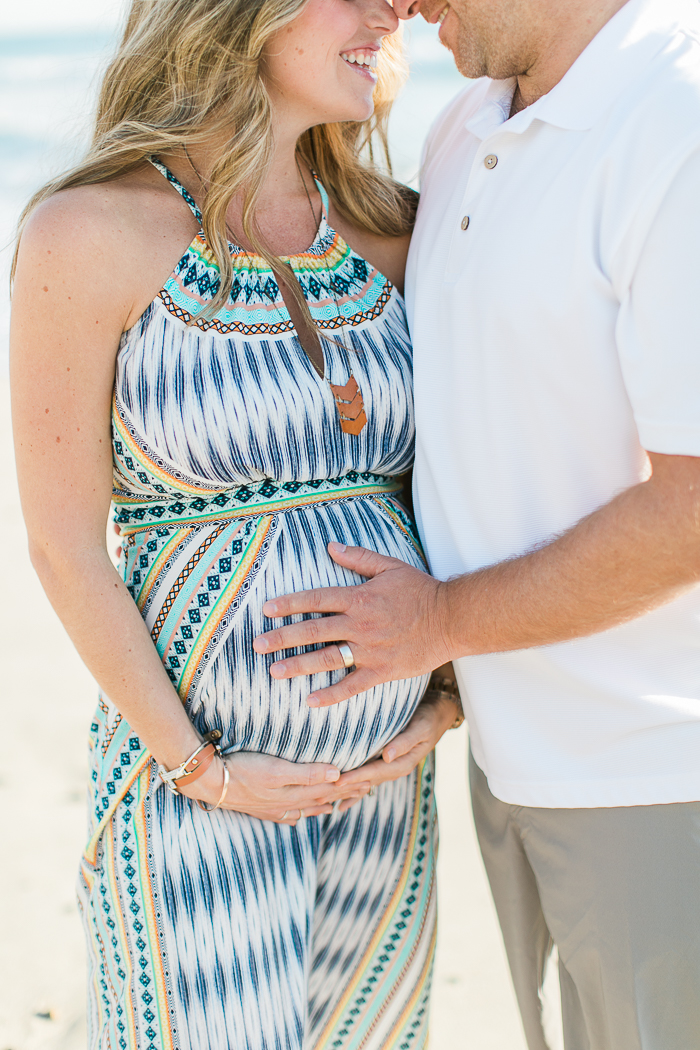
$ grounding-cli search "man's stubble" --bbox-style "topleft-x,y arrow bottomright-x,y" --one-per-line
442,0 -> 542,82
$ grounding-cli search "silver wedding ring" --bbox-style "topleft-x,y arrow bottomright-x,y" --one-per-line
338,642 -> 355,669
368,786 -> 376,797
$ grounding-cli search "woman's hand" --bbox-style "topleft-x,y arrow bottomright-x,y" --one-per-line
176,673 -> 460,822
177,751 -> 372,825
330,689 -> 459,812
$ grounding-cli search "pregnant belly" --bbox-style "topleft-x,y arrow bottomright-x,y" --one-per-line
131,496 -> 429,771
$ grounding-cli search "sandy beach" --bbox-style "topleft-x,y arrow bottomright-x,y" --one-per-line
0,369 -> 530,1048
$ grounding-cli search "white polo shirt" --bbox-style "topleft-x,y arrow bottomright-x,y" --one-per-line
408,0 -> 700,807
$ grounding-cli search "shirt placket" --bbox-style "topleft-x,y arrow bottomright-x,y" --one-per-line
444,120 -> 511,282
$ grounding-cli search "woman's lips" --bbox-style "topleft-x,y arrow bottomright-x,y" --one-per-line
340,49 -> 379,82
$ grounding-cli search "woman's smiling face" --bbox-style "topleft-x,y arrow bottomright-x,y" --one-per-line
262,0 -> 400,130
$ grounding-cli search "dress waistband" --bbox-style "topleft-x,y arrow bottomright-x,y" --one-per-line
113,470 -> 403,537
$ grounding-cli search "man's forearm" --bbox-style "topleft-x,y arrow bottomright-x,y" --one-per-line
251,453 -> 700,708
439,452 -> 700,657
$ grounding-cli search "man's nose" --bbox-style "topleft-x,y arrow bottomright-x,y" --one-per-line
392,0 -> 422,18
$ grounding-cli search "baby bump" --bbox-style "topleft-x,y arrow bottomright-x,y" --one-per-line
126,496 -> 429,771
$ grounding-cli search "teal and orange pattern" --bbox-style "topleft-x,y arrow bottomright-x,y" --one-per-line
79,159 -> 436,1050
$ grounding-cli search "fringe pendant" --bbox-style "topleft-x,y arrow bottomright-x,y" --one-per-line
329,374 -> 367,436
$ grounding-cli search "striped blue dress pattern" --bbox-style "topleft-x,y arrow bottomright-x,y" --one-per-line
77,160 -> 437,1050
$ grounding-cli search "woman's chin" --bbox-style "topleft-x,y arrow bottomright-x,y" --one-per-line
306,90 -> 375,128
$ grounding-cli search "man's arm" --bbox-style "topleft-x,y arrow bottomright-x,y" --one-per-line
253,450 -> 700,706
254,145 -> 700,707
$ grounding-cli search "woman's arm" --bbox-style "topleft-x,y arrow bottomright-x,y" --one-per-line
11,189 -> 357,821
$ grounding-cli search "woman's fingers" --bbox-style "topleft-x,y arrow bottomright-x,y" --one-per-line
337,797 -> 360,813
334,696 -> 458,799
336,747 -> 426,812
228,751 -> 340,788
198,751 -> 372,823
334,757 -> 385,791
381,718 -> 429,763
278,782 -> 370,808
196,696 -> 454,821
356,750 -> 419,786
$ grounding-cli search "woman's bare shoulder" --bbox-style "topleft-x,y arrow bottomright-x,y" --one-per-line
18,166 -> 199,330
22,171 -> 152,252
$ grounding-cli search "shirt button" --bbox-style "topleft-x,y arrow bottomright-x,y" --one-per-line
460,215 -> 470,231
484,154 -> 498,169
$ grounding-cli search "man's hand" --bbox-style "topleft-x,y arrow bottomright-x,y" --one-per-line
253,542 -> 450,708
332,690 -> 458,811
255,454 -> 700,706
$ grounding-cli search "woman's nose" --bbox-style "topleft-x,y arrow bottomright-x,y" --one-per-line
367,0 -> 401,33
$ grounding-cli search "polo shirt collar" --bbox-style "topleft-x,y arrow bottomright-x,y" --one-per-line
474,0 -> 699,137
464,78 -> 516,140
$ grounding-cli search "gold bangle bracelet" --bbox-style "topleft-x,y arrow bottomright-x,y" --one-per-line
197,757 -> 230,812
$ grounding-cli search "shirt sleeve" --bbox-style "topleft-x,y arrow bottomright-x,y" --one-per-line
617,144 -> 700,456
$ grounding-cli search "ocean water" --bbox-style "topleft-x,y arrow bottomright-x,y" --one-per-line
0,19 -> 465,368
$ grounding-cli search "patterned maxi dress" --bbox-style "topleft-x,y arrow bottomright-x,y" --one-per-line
78,160 -> 437,1050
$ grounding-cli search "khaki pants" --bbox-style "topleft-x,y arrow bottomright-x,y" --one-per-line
469,753 -> 700,1050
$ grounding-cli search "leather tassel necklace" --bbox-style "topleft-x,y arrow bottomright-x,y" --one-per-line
297,159 -> 367,437
329,374 -> 368,436
187,144 -> 369,439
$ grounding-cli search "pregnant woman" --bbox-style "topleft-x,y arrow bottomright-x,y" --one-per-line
11,0 -> 462,1047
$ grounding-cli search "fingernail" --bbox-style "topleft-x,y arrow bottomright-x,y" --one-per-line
329,541 -> 347,554
307,695 -> 320,708
385,747 -> 396,762
271,662 -> 286,677
325,768 -> 340,782
264,601 -> 278,616
254,637 -> 269,652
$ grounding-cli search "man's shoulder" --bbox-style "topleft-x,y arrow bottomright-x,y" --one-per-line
607,32 -> 700,180
627,8 -> 700,125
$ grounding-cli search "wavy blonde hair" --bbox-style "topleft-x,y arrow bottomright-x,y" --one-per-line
14,0 -> 415,318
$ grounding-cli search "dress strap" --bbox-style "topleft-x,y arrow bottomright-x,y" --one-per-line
149,156 -> 203,226
312,172 -> 330,222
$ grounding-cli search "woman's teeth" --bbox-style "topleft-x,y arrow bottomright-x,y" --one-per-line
340,50 -> 379,78
437,4 -> 450,24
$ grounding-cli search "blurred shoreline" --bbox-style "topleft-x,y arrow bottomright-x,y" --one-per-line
0,20 -> 465,371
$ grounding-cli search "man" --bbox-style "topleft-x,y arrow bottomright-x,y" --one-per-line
254,0 -> 700,1045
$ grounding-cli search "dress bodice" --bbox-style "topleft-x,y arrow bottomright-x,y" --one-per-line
113,160 -> 415,501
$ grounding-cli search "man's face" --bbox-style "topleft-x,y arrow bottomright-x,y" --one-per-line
417,0 -> 543,81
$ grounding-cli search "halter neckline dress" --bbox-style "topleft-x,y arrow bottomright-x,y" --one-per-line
78,159 -> 437,1050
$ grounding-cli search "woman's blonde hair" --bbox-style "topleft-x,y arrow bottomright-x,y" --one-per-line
14,0 -> 415,318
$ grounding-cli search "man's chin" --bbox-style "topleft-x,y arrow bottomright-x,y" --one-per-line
450,47 -> 488,80
438,30 -> 489,79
